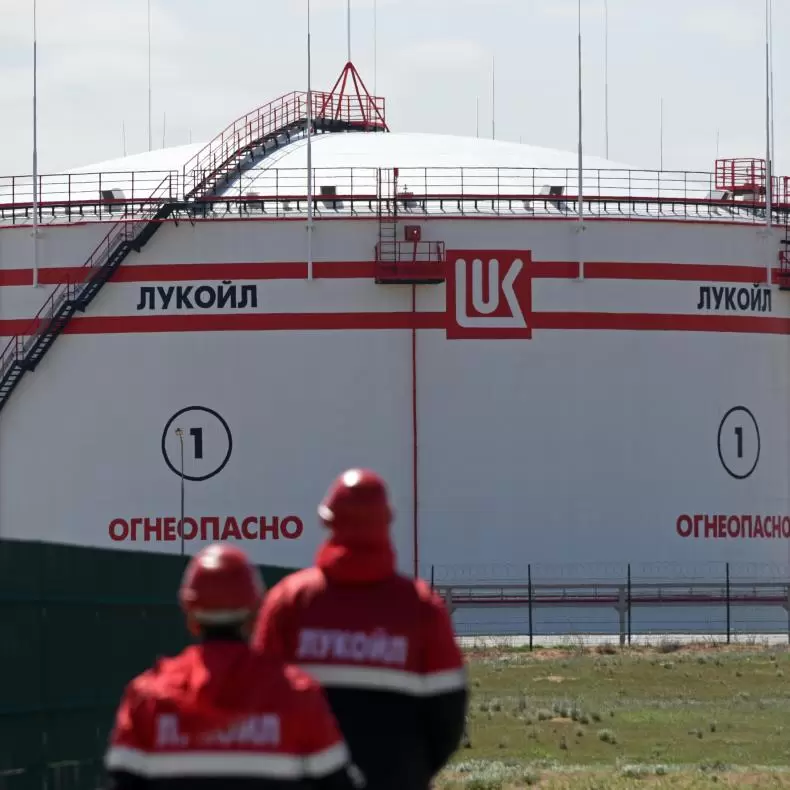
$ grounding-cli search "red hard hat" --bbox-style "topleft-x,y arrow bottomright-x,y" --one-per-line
318,468 -> 393,532
179,544 -> 264,625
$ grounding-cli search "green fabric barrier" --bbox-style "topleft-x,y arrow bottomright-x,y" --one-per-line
0,539 -> 296,790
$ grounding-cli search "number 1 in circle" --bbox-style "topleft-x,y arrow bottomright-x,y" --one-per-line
190,427 -> 204,459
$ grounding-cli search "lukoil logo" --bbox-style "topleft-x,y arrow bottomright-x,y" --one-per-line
446,251 -> 532,339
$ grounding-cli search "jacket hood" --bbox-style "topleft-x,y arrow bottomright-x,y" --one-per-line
138,642 -> 273,735
315,527 -> 396,583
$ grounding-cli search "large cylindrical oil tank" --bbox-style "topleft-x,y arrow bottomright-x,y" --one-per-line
1,104 -> 788,635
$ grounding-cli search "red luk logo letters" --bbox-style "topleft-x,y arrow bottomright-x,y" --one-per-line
446,251 -> 533,339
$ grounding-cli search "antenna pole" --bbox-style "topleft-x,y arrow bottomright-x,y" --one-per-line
604,0 -> 609,159
307,0 -> 314,281
769,0 -> 776,185
577,0 -> 585,281
765,0 -> 772,232
765,0 -> 773,285
347,0 -> 351,63
373,0 -> 377,94
491,56 -> 495,140
32,0 -> 39,288
147,0 -> 152,152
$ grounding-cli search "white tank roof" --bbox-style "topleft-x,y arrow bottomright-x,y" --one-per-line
67,142 -> 204,176
61,131 -> 711,206
0,129 -> 713,212
246,131 -> 634,172
69,132 -> 633,182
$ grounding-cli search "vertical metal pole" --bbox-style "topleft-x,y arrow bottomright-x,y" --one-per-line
307,0 -> 314,281
769,0 -> 775,172
576,0 -> 585,281
604,0 -> 609,160
347,0 -> 351,63
32,0 -> 39,288
180,440 -> 185,555
148,0 -> 152,152
176,428 -> 185,556
528,563 -> 534,652
627,564 -> 632,645
373,0 -> 377,95
786,583 -> 790,646
430,564 -> 435,592
491,57 -> 495,141
726,562 -> 731,644
765,0 -> 773,285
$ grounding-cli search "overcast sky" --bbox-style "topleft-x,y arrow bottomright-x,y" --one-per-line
0,0 -> 786,176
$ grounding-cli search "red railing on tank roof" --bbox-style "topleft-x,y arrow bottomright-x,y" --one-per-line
715,158 -> 790,202
1,167 -> 790,227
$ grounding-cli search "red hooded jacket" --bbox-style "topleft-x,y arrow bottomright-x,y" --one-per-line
104,639 -> 360,790
252,530 -> 468,790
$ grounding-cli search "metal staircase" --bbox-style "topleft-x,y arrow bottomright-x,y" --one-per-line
376,168 -> 400,268
0,178 -> 176,411
0,63 -> 391,413
182,63 -> 388,202
374,168 -> 445,285
779,216 -> 790,290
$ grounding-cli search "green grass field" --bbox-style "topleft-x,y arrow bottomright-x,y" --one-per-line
436,641 -> 790,789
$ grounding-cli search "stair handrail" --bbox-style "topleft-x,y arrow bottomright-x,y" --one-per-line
125,172 -> 178,237
0,171 -> 176,381
182,91 -> 308,200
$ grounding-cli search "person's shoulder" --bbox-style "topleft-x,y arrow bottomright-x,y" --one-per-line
267,567 -> 327,605
125,647 -> 196,702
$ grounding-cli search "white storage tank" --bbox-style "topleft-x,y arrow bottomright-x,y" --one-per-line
1,66 -> 788,633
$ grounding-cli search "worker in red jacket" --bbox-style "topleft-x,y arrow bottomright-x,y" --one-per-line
104,544 -> 362,790
252,469 -> 468,790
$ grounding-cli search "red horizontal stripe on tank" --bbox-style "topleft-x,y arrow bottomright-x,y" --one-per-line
1,311 -> 790,336
0,261 -> 777,286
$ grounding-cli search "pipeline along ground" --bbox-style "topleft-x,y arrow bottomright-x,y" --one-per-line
437,640 -> 790,789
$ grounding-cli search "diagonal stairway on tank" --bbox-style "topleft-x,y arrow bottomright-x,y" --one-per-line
0,63 -> 388,413
181,62 -> 387,202
0,176 -> 178,412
